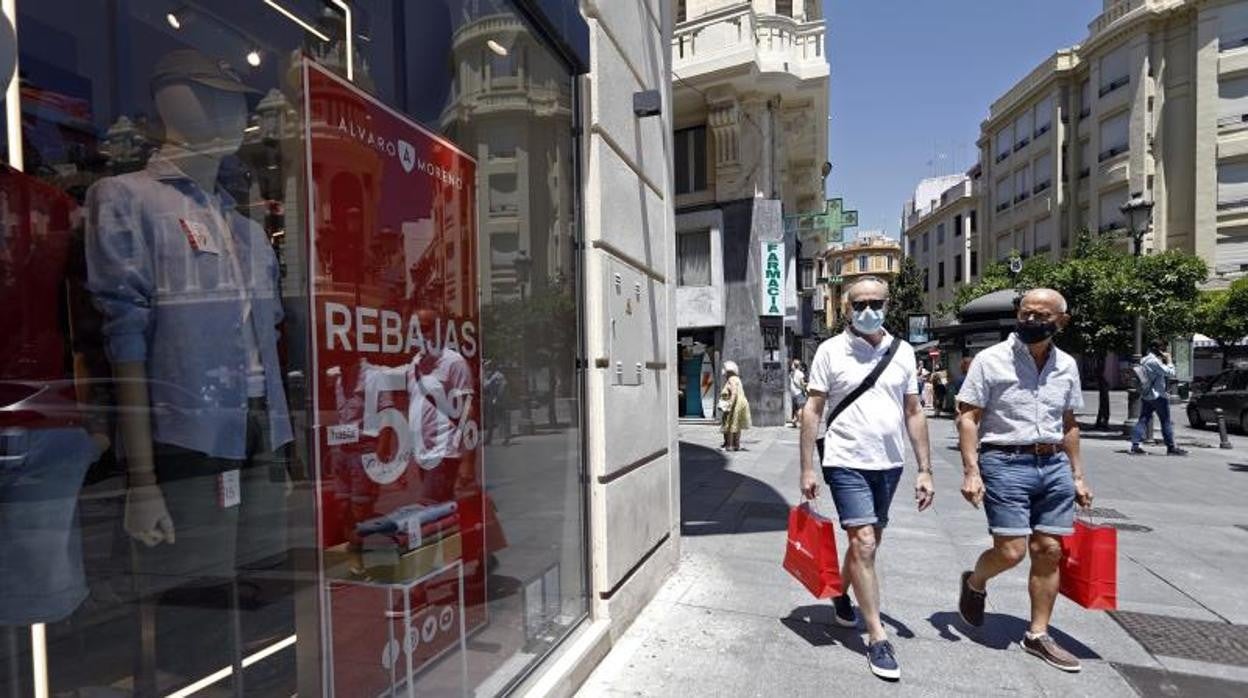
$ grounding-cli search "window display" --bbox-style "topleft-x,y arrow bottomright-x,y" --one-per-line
0,2 -> 586,696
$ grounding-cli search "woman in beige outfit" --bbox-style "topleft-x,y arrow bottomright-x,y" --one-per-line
718,360 -> 751,451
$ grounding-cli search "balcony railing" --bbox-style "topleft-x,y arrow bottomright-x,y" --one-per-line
1033,180 -> 1051,195
673,3 -> 827,81
1014,137 -> 1030,152
996,201 -> 1011,213
1014,192 -> 1031,204
1034,124 -> 1051,138
995,152 -> 1010,164
1088,0 -> 1156,40
1217,197 -> 1248,211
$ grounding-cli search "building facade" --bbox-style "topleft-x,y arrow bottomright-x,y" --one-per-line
822,233 -> 903,329
903,170 -> 982,320
978,0 -> 1248,283
671,0 -> 829,425
0,1 -> 677,697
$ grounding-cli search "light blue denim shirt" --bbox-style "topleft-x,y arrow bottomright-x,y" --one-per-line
85,156 -> 292,459
956,333 -> 1084,445
1139,351 -> 1175,401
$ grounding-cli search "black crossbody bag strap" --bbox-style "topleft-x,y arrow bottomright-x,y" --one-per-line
824,339 -> 902,433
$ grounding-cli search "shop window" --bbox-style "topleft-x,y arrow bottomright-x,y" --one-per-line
0,1 -> 588,696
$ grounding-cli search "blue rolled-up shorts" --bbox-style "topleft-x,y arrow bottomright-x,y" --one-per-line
978,450 -> 1075,537
822,465 -> 903,529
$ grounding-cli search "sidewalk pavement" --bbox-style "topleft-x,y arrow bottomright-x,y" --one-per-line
576,417 -> 1248,697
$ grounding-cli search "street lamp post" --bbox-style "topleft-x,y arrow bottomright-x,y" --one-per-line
513,250 -> 535,435
1120,194 -> 1154,432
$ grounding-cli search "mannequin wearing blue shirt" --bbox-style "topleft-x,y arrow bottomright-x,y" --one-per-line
86,51 -> 291,573
85,49 -> 294,687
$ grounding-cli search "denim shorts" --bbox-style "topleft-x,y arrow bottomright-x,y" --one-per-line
979,450 -> 1076,537
822,466 -> 903,529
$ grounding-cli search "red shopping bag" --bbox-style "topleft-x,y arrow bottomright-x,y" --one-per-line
1060,518 -> 1117,610
783,503 -> 843,599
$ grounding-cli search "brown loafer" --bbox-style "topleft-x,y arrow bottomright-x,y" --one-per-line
1021,633 -> 1082,673
958,571 -> 986,627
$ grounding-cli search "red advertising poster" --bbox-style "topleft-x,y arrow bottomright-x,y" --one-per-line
302,60 -> 484,696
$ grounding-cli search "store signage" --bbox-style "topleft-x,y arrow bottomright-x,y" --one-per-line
761,241 -> 784,317
303,60 -> 485,696
908,314 -> 931,345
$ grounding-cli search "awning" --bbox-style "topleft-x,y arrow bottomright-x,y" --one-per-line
912,340 -> 938,352
1193,333 -> 1248,349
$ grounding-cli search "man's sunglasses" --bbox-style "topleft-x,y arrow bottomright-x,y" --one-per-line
850,300 -> 886,312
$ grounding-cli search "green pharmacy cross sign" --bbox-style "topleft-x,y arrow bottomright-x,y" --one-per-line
761,241 -> 784,317
784,198 -> 859,245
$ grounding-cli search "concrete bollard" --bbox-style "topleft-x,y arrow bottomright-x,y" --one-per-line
1216,408 -> 1233,450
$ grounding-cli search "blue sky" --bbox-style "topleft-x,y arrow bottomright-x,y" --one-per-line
823,0 -> 1101,237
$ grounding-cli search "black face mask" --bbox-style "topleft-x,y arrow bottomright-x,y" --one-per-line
1016,319 -> 1058,345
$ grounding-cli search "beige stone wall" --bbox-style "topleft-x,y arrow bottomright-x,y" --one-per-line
515,2 -> 679,695
976,0 -> 1248,282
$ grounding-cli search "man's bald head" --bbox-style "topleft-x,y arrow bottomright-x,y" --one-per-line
1020,288 -> 1068,314
1017,287 -> 1070,336
847,276 -> 890,302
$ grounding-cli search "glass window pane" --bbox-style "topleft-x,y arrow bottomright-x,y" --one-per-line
0,2 -> 588,696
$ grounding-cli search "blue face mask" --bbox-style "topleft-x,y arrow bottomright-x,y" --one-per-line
851,307 -> 886,335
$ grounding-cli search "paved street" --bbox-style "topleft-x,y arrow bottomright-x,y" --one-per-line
578,398 -> 1248,697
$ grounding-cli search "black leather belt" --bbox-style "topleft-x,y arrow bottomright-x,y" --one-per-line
981,443 -> 1064,456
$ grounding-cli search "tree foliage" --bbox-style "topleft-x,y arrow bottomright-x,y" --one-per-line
1194,276 -> 1248,367
950,232 -> 1207,356
885,255 -> 926,338
950,232 -> 1208,426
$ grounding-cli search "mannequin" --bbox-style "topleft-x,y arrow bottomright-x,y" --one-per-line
84,49 -> 292,691
115,78 -> 247,548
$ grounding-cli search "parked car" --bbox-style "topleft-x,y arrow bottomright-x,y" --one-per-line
1187,368 -> 1248,433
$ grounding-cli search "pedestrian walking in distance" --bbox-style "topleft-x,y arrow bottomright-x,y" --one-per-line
1129,339 -> 1187,456
718,360 -> 751,451
955,288 -> 1095,673
799,276 -> 935,681
788,358 -> 807,427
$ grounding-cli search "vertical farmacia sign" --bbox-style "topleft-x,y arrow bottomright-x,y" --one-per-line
761,241 -> 784,317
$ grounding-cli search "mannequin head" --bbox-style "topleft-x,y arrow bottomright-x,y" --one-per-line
154,81 -> 246,157
151,49 -> 255,161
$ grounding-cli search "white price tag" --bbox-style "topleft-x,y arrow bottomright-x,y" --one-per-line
404,517 -> 423,548
179,218 -> 220,255
218,469 -> 241,509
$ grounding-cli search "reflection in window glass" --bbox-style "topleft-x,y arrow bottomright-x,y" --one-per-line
0,1 -> 587,696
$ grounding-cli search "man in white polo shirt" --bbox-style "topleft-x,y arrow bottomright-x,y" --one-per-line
799,276 -> 934,681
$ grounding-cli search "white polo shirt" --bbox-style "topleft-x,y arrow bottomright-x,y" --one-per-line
807,330 -> 918,470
